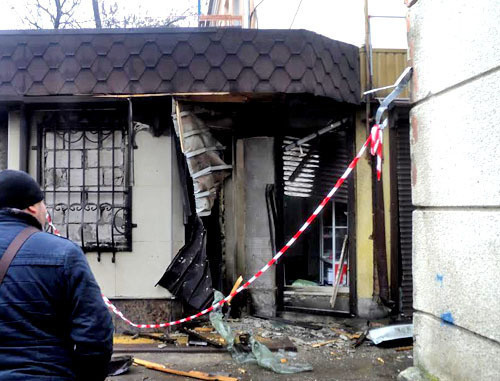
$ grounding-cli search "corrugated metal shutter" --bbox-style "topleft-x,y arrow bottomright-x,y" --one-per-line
283,138 -> 320,198
316,132 -> 349,202
283,132 -> 349,201
396,121 -> 414,317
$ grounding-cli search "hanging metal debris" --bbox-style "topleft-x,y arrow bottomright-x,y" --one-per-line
172,100 -> 232,216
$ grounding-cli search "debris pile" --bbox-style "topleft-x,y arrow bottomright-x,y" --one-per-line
209,291 -> 312,374
228,316 -> 361,352
110,314 -> 414,379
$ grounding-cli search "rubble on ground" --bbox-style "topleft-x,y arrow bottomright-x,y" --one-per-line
226,316 -> 360,352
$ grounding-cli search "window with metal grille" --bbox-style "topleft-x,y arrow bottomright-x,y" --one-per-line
37,108 -> 132,254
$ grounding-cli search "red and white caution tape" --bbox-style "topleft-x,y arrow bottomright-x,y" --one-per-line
46,128 -> 386,329
370,124 -> 383,180
101,66 -> 414,328
97,133 -> 377,329
46,212 -> 61,236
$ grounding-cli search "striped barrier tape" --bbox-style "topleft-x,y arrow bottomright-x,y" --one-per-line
46,133 -> 374,328
370,124 -> 383,180
46,133 -> 375,328
45,67 -> 411,328
93,133 -> 374,328
46,212 -> 61,236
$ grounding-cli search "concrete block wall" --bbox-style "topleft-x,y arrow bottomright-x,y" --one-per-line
242,137 -> 276,317
408,0 -> 500,379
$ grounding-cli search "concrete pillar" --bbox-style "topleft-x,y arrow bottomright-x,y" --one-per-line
241,137 -> 276,317
7,111 -> 21,170
408,0 -> 500,379
7,108 -> 29,172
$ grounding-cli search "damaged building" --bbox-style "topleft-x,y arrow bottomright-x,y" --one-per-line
0,28 -> 412,327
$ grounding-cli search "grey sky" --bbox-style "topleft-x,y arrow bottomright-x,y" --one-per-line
0,0 -> 407,48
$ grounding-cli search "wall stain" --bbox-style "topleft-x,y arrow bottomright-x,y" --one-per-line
440,312 -> 454,326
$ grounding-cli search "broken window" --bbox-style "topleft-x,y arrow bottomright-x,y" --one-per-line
282,132 -> 350,287
320,202 -> 348,286
38,109 -> 132,253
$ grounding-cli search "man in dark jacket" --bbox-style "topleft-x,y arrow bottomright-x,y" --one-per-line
0,169 -> 114,380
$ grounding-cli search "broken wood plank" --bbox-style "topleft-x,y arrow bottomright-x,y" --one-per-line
113,344 -> 225,353
330,235 -> 348,308
395,345 -> 413,352
181,327 -> 225,348
311,339 -> 338,348
170,333 -> 189,346
228,276 -> 243,305
194,327 -> 215,333
122,330 -> 175,343
175,100 -> 185,153
114,335 -> 157,345
330,327 -> 358,340
133,358 -> 239,381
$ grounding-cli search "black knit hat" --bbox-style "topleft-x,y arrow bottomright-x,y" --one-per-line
0,170 -> 44,210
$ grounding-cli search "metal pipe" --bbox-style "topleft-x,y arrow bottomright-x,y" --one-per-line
198,0 -> 201,25
363,84 -> 396,96
283,119 -> 346,152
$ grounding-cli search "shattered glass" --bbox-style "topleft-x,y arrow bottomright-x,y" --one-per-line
209,291 -> 313,374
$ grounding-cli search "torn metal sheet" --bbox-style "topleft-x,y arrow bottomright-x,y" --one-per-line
367,323 -> 413,345
107,355 -> 133,376
172,100 -> 232,216
156,217 -> 214,310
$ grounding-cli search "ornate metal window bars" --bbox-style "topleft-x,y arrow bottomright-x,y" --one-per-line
37,108 -> 132,258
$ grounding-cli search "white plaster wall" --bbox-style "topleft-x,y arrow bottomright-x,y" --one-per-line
88,131 -> 184,298
410,70 -> 500,207
414,313 -> 500,381
413,210 -> 500,343
409,0 -> 500,103
409,0 -> 500,379
7,111 -> 20,170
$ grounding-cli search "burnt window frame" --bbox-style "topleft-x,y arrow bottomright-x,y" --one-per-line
35,104 -> 133,260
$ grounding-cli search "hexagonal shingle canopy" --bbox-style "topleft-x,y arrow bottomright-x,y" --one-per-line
0,28 -> 360,104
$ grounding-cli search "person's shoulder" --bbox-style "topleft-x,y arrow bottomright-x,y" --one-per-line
31,231 -> 83,255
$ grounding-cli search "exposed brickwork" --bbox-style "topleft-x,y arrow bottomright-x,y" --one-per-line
0,28 -> 360,104
109,298 -> 182,333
